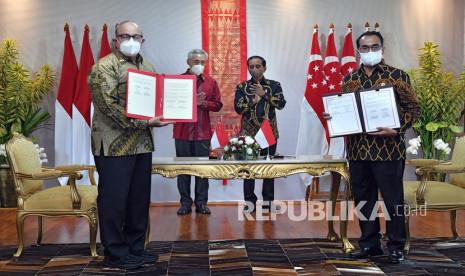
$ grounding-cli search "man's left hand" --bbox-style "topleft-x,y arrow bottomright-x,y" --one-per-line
368,127 -> 398,137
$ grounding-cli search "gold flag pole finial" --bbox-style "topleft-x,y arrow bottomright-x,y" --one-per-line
103,23 -> 108,32
329,23 -> 334,29
314,24 -> 319,30
347,23 -> 352,29
64,23 -> 69,32
374,22 -> 380,32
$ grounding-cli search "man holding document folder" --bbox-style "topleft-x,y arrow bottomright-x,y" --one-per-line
325,31 -> 419,263
89,20 -> 170,269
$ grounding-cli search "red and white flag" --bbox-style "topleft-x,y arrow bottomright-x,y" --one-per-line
295,25 -> 330,186
324,24 -> 342,94
72,25 -> 94,184
340,23 -> 357,77
254,119 -> 276,149
55,23 -> 78,185
99,24 -> 112,58
324,24 -> 345,158
211,121 -> 229,149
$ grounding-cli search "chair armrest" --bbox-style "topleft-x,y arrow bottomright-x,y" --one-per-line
426,164 -> 465,174
51,165 -> 97,185
406,159 -> 441,167
16,169 -> 81,180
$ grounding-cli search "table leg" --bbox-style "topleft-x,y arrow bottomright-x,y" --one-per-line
337,171 -> 355,253
327,173 -> 340,241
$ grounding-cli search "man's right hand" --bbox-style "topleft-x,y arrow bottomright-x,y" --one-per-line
323,112 -> 331,120
148,116 -> 172,127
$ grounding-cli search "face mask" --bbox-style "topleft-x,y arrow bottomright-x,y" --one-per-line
360,50 -> 382,66
190,64 -> 204,76
119,38 -> 141,57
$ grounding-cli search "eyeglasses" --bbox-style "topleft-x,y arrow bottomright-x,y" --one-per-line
117,33 -> 143,42
358,44 -> 381,53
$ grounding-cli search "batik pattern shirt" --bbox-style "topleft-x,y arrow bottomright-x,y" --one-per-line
88,51 -> 155,156
234,78 -> 286,138
342,62 -> 420,161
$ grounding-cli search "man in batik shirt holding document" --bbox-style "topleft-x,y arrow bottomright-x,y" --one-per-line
325,31 -> 419,263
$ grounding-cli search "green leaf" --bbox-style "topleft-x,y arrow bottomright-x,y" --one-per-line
449,125 -> 463,133
426,122 -> 440,132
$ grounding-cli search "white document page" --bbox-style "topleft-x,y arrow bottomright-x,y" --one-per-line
163,78 -> 194,119
323,93 -> 363,137
360,87 -> 401,132
126,71 -> 156,118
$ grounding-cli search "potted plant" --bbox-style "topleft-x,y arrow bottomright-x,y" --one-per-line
407,42 -> 465,160
0,38 -> 54,207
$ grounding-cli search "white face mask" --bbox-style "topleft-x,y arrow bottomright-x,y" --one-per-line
360,50 -> 382,66
119,38 -> 141,57
190,64 -> 205,76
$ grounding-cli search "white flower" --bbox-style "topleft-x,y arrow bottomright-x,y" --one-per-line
408,137 -> 421,149
245,136 -> 254,145
246,148 -> 253,155
433,139 -> 449,151
230,138 -> 238,144
223,145 -> 229,151
238,140 -> 243,145
406,146 -> 418,155
444,147 -> 451,155
231,146 -> 236,151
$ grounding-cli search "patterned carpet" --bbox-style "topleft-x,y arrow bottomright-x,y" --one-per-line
0,238 -> 465,275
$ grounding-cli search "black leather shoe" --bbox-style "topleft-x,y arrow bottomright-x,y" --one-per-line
195,204 -> 211,214
177,206 -> 192,215
103,255 -> 143,269
388,250 -> 405,264
349,247 -> 384,259
131,251 -> 158,264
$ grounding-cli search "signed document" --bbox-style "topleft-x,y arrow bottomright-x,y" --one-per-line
322,93 -> 363,137
126,68 -> 197,122
126,69 -> 157,119
322,86 -> 400,136
359,87 -> 400,132
162,78 -> 194,120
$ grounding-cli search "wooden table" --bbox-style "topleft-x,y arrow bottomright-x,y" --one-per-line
152,155 -> 354,253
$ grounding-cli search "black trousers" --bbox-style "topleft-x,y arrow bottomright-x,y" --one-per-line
175,139 -> 210,207
94,150 -> 152,261
244,143 -> 277,204
349,160 -> 406,251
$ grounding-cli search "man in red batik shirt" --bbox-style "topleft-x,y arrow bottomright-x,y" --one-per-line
173,49 -> 223,215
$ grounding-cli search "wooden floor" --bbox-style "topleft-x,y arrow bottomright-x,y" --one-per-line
0,203 -> 464,247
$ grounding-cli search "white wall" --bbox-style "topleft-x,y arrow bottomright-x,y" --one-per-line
1,0 -> 464,202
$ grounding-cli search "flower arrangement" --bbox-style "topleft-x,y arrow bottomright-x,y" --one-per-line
406,136 -> 451,160
0,143 -> 47,166
223,136 -> 261,160
408,42 -> 465,159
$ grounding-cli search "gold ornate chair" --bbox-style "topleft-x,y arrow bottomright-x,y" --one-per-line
5,133 -> 98,257
403,136 -> 465,252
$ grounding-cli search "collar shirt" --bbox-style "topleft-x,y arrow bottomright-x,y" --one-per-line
88,51 -> 155,156
342,62 -> 420,161
172,70 -> 223,141
234,77 -> 286,138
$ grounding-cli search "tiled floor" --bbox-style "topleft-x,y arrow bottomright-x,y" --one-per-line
0,238 -> 465,275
